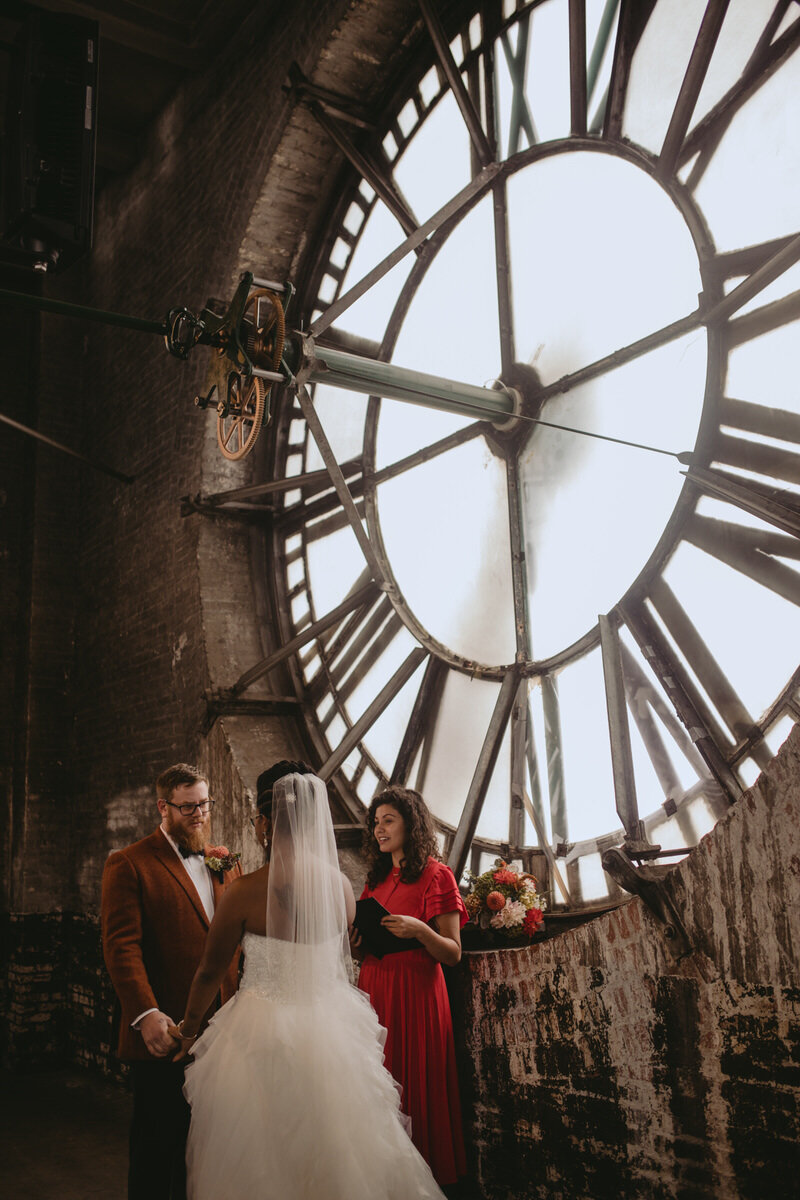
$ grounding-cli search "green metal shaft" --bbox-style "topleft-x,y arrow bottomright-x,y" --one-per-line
307,343 -> 516,422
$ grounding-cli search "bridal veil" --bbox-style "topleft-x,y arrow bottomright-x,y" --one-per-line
265,771 -> 354,993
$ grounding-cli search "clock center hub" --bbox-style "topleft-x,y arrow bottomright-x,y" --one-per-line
484,361 -> 544,456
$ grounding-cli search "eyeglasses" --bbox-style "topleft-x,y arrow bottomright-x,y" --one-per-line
165,799 -> 215,817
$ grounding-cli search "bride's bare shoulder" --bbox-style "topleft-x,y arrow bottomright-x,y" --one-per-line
234,864 -> 269,934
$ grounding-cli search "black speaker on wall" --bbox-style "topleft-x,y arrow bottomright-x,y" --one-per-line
1,9 -> 98,274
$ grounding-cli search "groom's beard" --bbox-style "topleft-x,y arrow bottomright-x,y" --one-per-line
165,812 -> 212,854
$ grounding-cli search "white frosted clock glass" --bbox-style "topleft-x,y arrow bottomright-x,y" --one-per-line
392,91 -> 472,224
270,0 -> 800,896
376,441 -> 517,665
693,57 -> 800,252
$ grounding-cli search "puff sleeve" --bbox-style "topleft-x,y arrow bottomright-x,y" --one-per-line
420,859 -> 469,927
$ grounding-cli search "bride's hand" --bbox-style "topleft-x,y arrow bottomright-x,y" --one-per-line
381,914 -> 425,940
348,922 -> 365,962
168,1021 -> 197,1062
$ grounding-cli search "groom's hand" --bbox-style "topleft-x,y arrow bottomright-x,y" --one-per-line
140,1010 -> 179,1057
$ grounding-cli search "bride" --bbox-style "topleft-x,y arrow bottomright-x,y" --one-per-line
171,762 -> 446,1200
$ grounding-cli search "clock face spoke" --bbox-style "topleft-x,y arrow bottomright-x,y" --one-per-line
448,668 -> 520,880
524,695 -> 547,835
309,101 -> 420,239
540,674 -> 568,845
598,614 -> 644,846
586,0 -> 619,119
680,9 -> 800,186
308,592 -> 396,710
648,576 -> 773,767
514,688 -> 573,901
684,512 -> 800,607
367,420 -> 486,487
656,0 -> 731,180
318,607 -> 405,726
710,233 -> 800,324
658,504 -> 800,767
418,0 -> 493,168
568,0 -> 588,136
500,7 -> 536,155
619,641 -> 708,797
296,387 -> 385,582
347,749 -> 384,794
389,654 -> 448,787
685,466 -> 800,540
728,287 -> 800,348
509,681 -> 528,846
710,396 -> 800,489
533,307 -> 702,404
619,598 -> 742,800
616,615 -> 732,831
232,579 -> 380,697
301,503 -> 368,547
491,177 -> 516,377
602,0 -> 658,139
317,646 -> 427,783
505,455 -> 532,662
713,233 -> 800,283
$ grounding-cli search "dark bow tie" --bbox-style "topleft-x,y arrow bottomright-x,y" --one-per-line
179,845 -> 204,859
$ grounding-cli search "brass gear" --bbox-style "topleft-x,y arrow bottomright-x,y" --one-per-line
216,373 -> 266,460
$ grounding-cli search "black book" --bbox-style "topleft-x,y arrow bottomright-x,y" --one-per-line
353,897 -> 422,959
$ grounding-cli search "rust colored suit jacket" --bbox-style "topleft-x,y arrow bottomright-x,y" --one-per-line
101,827 -> 242,1061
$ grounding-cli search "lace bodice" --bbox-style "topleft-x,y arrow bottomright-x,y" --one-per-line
239,930 -> 349,1003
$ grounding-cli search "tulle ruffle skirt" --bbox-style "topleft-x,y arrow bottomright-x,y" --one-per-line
183,982 -> 445,1200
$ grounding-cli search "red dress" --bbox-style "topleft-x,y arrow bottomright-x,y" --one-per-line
358,857 -> 469,1185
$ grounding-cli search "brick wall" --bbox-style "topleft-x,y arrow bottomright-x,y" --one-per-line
0,1 -> 351,1065
453,723 -> 800,1200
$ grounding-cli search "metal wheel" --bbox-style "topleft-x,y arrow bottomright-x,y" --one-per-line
216,372 -> 265,461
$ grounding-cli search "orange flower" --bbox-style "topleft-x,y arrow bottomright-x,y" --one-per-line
208,845 -> 229,857
486,891 -> 506,912
493,868 -> 519,888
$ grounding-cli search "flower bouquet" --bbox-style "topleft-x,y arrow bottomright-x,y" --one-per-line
463,859 -> 546,946
204,845 -> 241,874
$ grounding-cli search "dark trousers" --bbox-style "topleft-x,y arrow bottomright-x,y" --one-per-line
128,1059 -> 190,1200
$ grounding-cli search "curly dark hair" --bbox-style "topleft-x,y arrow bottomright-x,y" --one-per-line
256,760 -> 313,818
363,785 -> 440,888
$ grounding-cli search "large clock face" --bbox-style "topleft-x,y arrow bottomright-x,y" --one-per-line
266,0 -> 800,904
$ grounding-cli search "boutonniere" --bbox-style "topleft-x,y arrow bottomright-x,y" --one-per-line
204,845 -> 241,874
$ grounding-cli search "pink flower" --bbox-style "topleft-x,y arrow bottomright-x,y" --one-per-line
491,900 -> 526,929
486,891 -> 506,912
208,845 -> 229,857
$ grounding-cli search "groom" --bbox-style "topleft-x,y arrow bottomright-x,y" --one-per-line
101,763 -> 242,1200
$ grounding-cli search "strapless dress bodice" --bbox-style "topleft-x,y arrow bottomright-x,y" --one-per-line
239,930 -> 347,1002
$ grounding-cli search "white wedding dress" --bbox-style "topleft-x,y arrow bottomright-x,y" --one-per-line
184,933 -> 447,1199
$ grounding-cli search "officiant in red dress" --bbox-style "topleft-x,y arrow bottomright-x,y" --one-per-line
354,786 -> 468,1188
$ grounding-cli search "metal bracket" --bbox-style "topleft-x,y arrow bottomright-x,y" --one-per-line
601,847 -> 692,954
